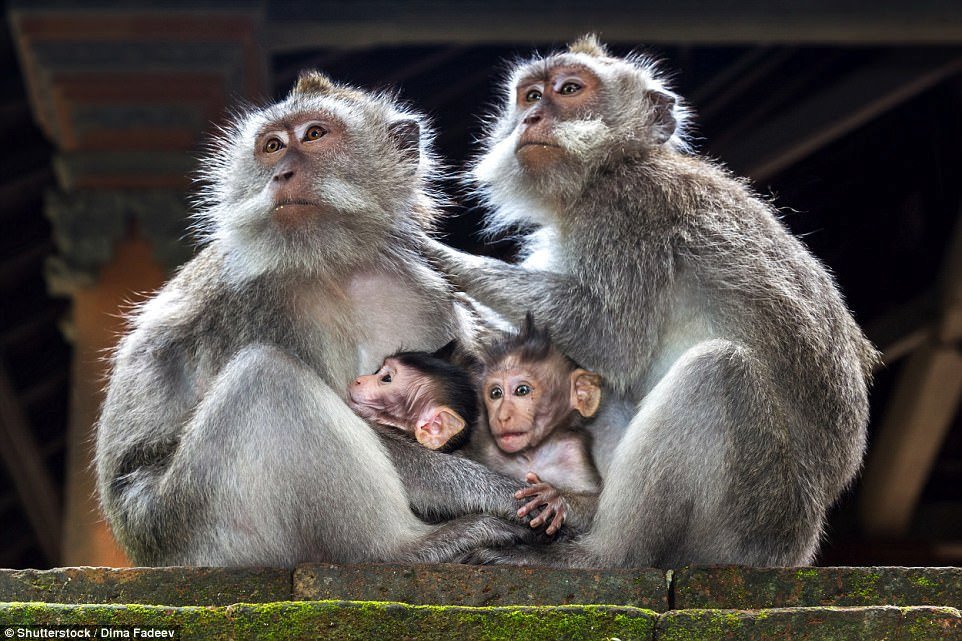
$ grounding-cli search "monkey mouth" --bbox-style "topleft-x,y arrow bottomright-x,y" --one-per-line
516,141 -> 561,151
272,199 -> 322,210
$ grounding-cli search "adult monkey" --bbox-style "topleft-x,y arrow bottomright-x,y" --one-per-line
95,71 -> 532,567
429,36 -> 878,567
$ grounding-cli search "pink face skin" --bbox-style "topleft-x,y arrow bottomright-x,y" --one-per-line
254,113 -> 344,230
348,358 -> 465,450
482,357 -> 571,454
512,64 -> 603,170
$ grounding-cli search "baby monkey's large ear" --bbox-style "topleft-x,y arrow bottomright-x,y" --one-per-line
388,119 -> 421,164
570,369 -> 602,417
646,90 -> 677,145
415,406 -> 466,451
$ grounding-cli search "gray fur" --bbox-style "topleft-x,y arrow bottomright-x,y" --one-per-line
430,39 -> 878,567
95,74 -> 528,567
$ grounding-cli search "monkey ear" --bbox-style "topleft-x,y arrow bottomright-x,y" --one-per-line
570,369 -> 602,417
646,90 -> 677,145
415,406 -> 467,451
388,119 -> 421,164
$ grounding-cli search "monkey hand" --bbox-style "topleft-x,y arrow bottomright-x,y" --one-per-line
515,472 -> 568,536
421,236 -> 485,277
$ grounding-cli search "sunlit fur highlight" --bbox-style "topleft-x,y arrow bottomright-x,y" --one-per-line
191,70 -> 441,283
470,34 -> 692,237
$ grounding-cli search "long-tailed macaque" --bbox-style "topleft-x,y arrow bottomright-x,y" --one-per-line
349,321 -> 602,538
95,71 -> 532,567
470,315 -> 602,536
429,36 -> 878,567
349,347 -> 476,453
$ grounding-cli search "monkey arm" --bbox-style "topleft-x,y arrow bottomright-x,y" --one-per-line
379,432 -> 528,524
424,238 -> 604,368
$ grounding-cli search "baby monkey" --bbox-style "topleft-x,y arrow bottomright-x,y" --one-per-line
474,314 -> 603,536
349,344 -> 476,453
350,320 -> 602,537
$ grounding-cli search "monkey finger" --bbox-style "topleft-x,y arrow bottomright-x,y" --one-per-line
546,505 -> 566,535
525,472 -> 542,484
515,484 -> 550,499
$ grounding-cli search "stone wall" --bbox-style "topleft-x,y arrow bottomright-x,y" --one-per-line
0,565 -> 960,639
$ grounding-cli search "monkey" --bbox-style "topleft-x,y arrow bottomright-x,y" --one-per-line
427,35 -> 878,568
467,313 -> 603,537
351,322 -> 601,537
94,70 -> 537,568
348,345 -> 476,453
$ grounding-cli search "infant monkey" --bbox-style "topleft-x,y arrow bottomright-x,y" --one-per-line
474,314 -> 603,536
349,318 -> 602,536
348,344 -> 476,453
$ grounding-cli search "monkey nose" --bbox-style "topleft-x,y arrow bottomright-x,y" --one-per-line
352,378 -> 362,386
523,110 -> 543,126
272,169 -> 295,183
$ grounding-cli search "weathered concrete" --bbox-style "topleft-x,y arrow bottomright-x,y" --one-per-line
295,563 -> 669,609
0,601 -> 659,641
658,606 -> 962,640
0,568 -> 291,606
673,566 -> 962,609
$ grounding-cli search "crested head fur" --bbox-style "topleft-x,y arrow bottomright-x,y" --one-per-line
470,36 -> 692,234
191,70 -> 440,283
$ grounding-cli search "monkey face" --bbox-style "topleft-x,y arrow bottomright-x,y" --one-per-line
349,358 -> 467,451
254,114 -> 344,231
193,76 -> 434,280
348,358 -> 408,423
483,359 -> 571,454
512,65 -> 603,172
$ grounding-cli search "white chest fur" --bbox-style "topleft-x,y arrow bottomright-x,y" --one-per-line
345,268 -> 449,375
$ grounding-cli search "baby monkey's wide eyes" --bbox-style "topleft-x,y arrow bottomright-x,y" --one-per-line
263,137 -> 283,153
489,386 -> 503,400
514,384 -> 532,396
524,88 -> 542,103
304,125 -> 327,141
559,81 -> 582,95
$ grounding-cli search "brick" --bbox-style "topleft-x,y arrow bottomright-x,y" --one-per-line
0,567 -> 291,606
295,562 -> 668,609
658,606 -> 962,641
0,601 -> 658,641
673,566 -> 962,609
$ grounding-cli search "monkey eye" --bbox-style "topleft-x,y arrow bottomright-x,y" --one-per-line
380,373 -> 392,383
303,125 -> 328,142
514,384 -> 532,396
263,137 -> 284,153
489,386 -> 503,400
524,88 -> 542,103
559,81 -> 582,95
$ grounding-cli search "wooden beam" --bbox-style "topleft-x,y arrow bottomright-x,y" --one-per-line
0,360 -> 61,564
859,211 -> 962,538
263,1 -> 962,50
864,291 -> 937,368
715,53 -> 962,181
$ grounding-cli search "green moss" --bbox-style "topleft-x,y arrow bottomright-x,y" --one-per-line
0,601 -> 659,641
795,568 -> 819,580
847,572 -> 882,603
912,575 -> 937,589
658,609 -> 745,641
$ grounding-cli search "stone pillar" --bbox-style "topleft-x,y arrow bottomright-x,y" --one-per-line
9,3 -> 268,566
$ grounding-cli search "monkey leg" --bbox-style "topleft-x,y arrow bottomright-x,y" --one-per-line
581,339 -> 822,568
158,343 -> 517,566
